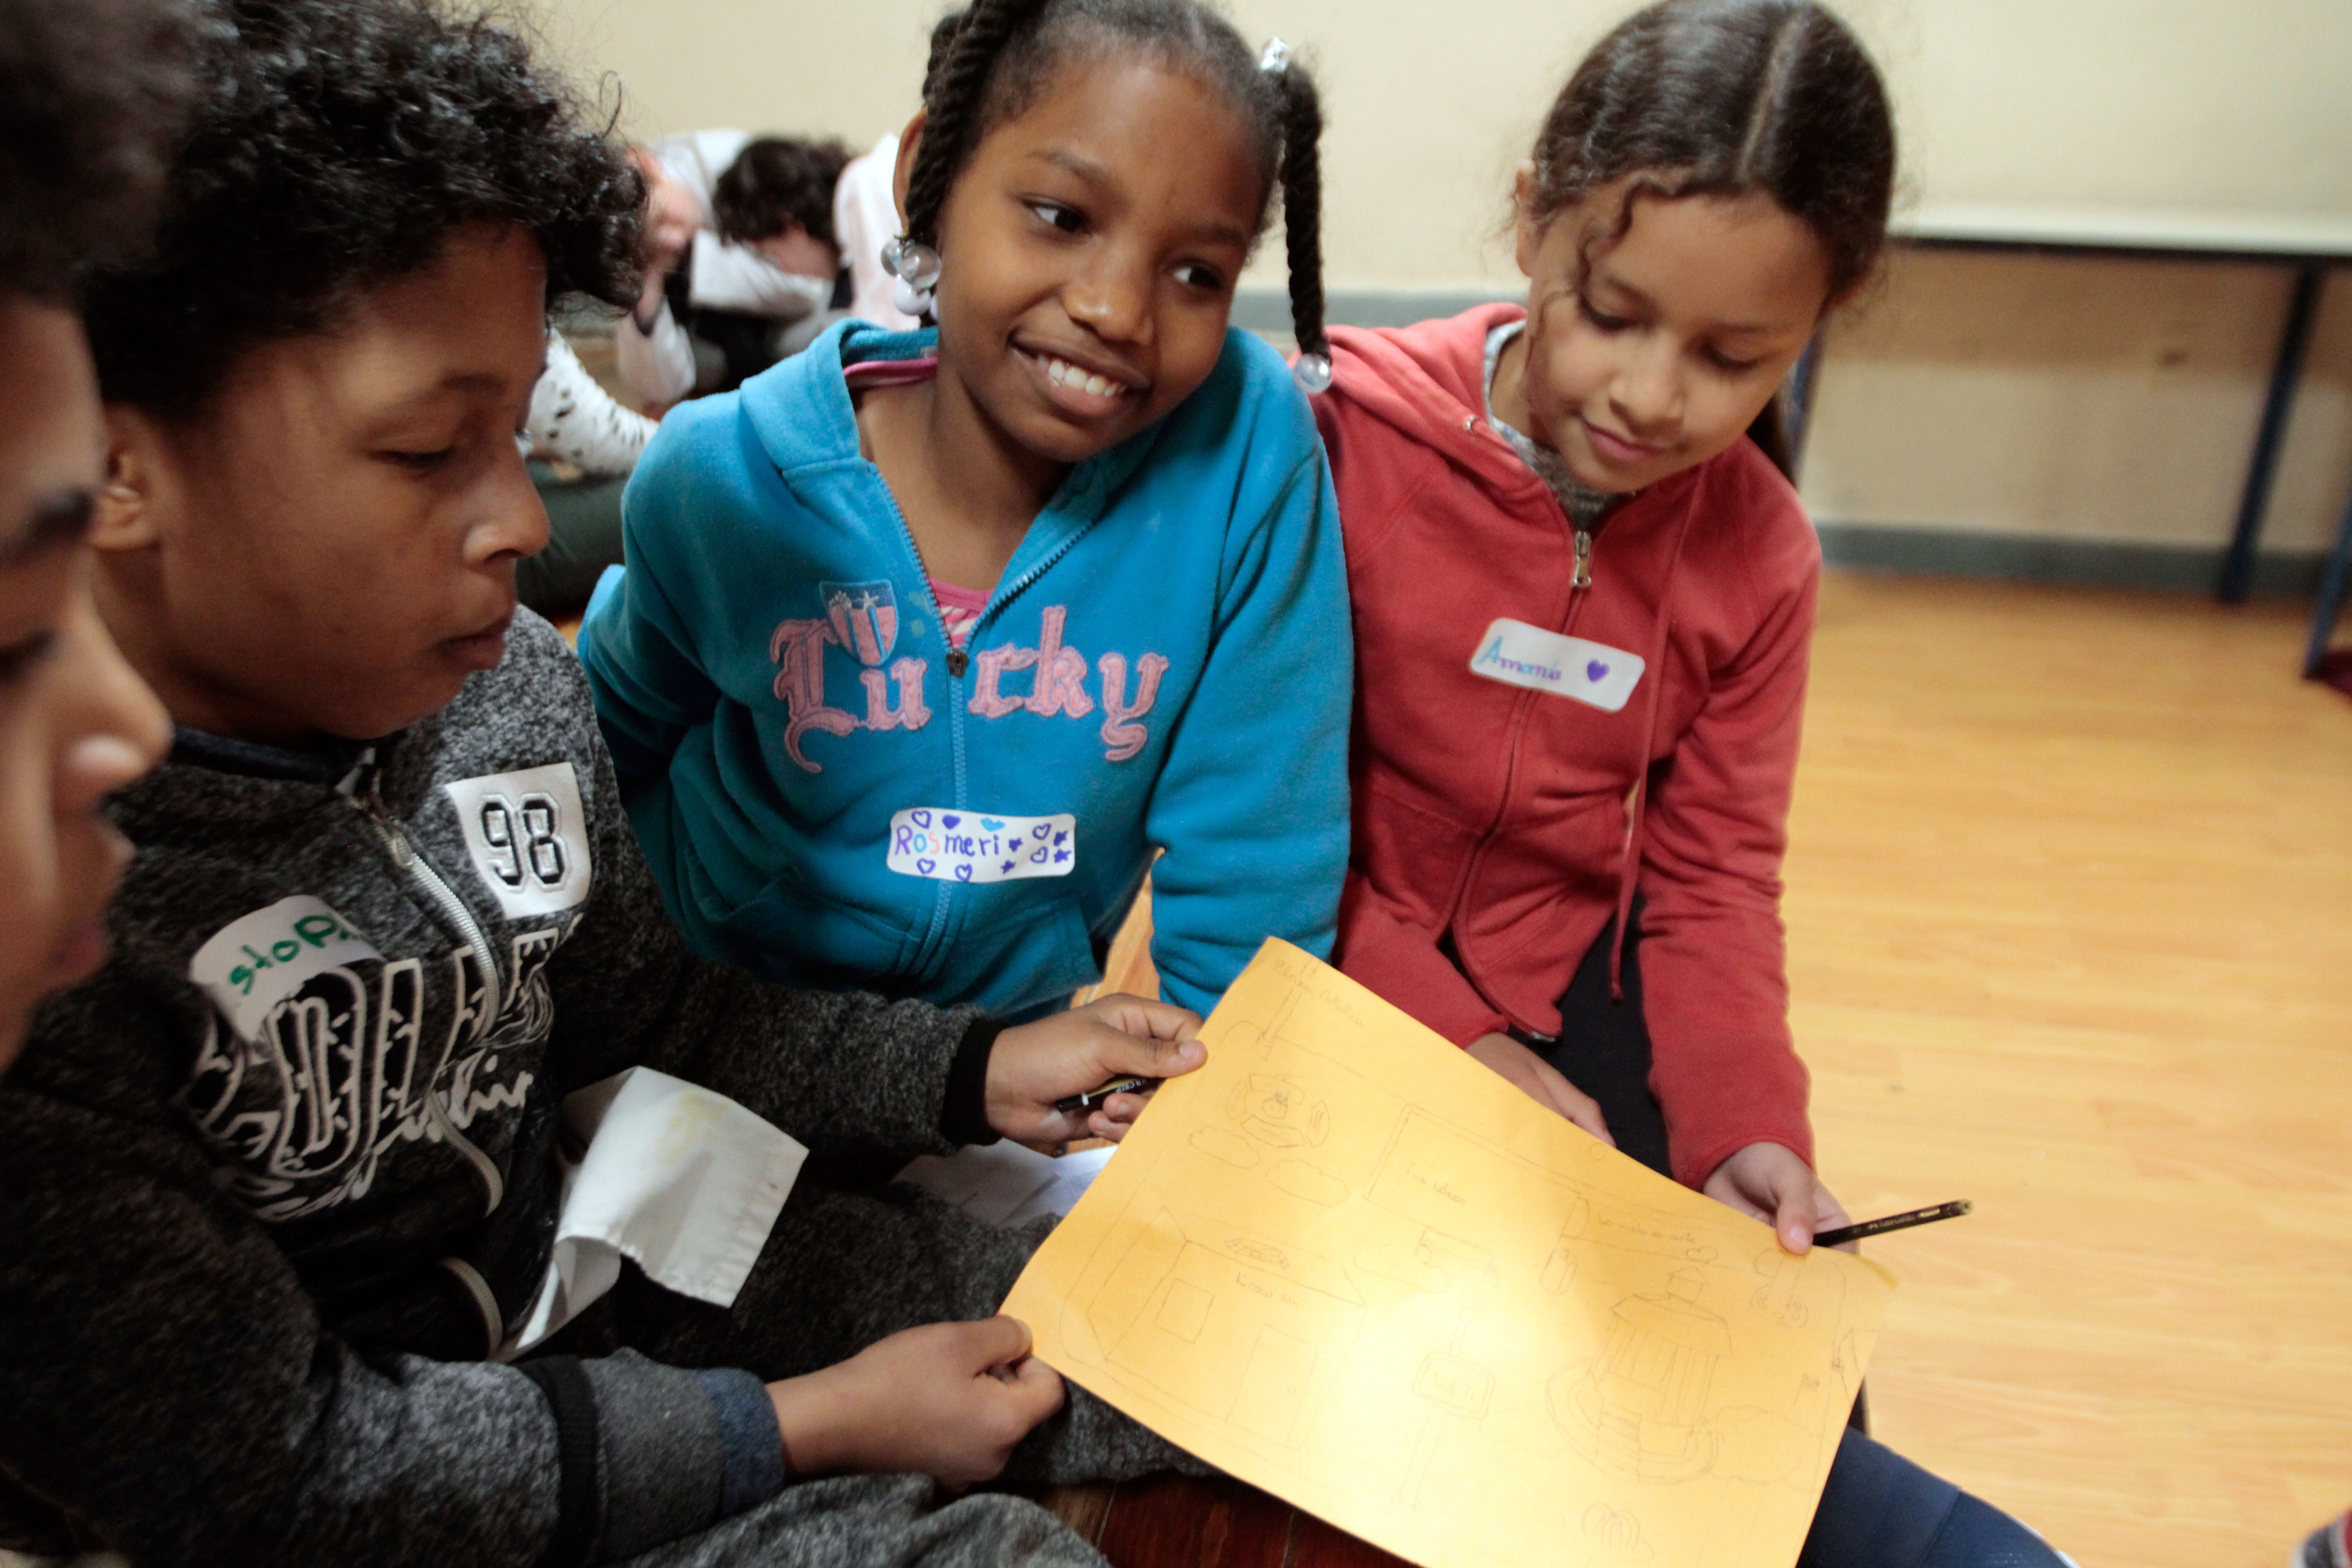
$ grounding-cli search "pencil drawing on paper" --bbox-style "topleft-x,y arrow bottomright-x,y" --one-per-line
1006,941 -> 1898,1568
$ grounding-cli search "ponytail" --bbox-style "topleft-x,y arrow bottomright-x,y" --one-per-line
1266,51 -> 1329,378
902,0 -> 1051,251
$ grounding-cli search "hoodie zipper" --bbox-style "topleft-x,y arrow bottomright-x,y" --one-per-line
344,789 -> 507,1216
872,461 -> 1101,975
1572,529 -> 1594,590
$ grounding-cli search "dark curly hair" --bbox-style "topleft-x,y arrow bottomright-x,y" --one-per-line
84,0 -> 645,415
712,136 -> 854,247
1528,0 -> 1895,472
0,0 -> 199,304
908,0 -> 1327,365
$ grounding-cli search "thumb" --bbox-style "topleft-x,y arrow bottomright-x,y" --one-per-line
1088,995 -> 1203,1044
1090,1018 -> 1206,1082
964,1314 -> 1034,1372
1774,1177 -> 1818,1255
1005,1352 -> 1067,1423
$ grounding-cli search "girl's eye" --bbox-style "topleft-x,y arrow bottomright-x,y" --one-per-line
379,447 -> 457,472
1705,348 -> 1764,374
1027,201 -> 1088,236
1174,262 -> 1226,293
1578,297 -> 1632,333
0,630 -> 58,687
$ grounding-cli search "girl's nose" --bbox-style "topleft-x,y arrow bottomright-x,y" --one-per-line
55,582 -> 168,818
1063,250 -> 1155,346
1610,338 -> 1684,438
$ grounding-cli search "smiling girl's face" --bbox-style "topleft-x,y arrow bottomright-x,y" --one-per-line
909,56 -> 1266,470
1497,171 -> 1832,495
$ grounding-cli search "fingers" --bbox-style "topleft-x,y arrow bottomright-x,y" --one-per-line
1087,1018 -> 1205,1083
1529,1059 -> 1615,1147
962,1314 -> 1034,1371
1811,1180 -> 1859,1254
1004,1352 -> 1067,1422
1084,994 -> 1202,1043
1086,1089 -> 1154,1142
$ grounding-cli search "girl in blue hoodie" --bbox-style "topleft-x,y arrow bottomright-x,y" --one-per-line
583,0 -> 1348,1021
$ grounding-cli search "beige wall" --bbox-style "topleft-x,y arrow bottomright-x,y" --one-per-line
541,0 -> 2352,556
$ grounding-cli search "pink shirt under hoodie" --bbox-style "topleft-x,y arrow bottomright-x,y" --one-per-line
1317,304 -> 1818,1189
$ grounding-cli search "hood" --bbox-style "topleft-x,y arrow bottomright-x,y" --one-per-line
1323,303 -> 1704,523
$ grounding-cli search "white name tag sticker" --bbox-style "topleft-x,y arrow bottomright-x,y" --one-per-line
1468,619 -> 1646,712
444,763 -> 594,919
887,808 -> 1076,884
191,895 -> 382,1041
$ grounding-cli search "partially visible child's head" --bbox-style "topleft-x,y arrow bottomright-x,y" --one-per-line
890,0 -> 1326,466
1504,0 -> 1894,491
0,0 -> 187,1068
84,0 -> 642,747
714,135 -> 854,280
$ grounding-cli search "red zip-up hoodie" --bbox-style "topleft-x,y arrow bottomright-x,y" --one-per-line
1317,304 -> 1817,1189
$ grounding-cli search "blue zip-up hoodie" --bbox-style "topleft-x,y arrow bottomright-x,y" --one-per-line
581,320 -> 1351,1019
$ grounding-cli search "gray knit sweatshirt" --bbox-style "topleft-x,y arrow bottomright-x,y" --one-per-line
0,612 -> 1009,1566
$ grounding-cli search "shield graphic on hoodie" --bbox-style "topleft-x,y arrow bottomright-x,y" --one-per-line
821,580 -> 898,668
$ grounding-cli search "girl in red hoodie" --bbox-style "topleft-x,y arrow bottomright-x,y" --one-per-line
1322,7 -> 2081,1561
1323,0 -> 1880,1247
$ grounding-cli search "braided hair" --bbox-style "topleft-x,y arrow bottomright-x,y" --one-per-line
901,0 -> 1328,368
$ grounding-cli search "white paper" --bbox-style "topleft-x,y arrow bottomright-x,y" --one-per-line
896,1140 -> 1117,1229
886,808 -> 1077,885
505,1068 -> 807,1356
189,895 -> 382,1042
1468,618 -> 1646,712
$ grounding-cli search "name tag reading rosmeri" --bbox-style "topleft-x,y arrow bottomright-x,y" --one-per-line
1468,618 -> 1646,712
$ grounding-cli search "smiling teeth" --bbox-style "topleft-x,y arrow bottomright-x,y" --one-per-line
1043,355 -> 1120,398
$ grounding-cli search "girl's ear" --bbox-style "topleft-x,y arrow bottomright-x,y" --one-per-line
1511,162 -> 1546,280
92,408 -> 167,553
892,108 -> 927,232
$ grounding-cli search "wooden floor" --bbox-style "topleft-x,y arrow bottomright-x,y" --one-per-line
1078,573 -> 2352,1568
1785,573 -> 2352,1568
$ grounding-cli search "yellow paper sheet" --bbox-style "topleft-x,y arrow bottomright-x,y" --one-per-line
1002,941 -> 1897,1568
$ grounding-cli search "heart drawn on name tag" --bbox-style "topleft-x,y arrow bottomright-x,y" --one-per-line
888,808 -> 1080,886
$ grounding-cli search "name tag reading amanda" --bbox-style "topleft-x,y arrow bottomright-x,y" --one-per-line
887,808 -> 1077,884
1468,618 -> 1646,712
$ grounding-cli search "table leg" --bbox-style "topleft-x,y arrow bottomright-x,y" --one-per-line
2220,262 -> 2326,603
2305,478 -> 2352,677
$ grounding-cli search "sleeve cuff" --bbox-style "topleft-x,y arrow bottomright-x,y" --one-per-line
940,1014 -> 1006,1147
691,1367 -> 787,1517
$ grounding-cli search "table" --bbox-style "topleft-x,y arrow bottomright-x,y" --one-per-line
1785,202 -> 2352,603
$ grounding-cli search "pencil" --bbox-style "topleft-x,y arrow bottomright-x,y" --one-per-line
1812,1199 -> 1972,1249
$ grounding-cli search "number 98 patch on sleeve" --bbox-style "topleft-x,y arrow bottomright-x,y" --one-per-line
443,762 -> 594,918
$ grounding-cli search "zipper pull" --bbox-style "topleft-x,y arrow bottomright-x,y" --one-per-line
1573,529 -> 1594,590
947,648 -> 969,679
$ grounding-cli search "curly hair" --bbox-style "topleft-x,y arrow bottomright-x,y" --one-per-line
712,136 -> 854,247
84,0 -> 645,415
0,0 -> 199,304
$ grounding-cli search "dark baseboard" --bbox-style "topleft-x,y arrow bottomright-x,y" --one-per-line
1813,523 -> 2327,598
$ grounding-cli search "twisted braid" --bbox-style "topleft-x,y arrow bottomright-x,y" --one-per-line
902,0 -> 1052,249
1271,63 -> 1327,363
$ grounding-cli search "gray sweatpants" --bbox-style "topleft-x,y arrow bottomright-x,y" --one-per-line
622,1475 -> 1101,1568
584,1176 -> 1206,1564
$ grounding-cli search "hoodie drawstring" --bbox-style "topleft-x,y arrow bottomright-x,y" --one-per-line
1607,503 -> 1699,1001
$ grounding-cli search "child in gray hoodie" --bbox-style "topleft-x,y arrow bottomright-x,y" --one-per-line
0,1 -> 1203,1563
